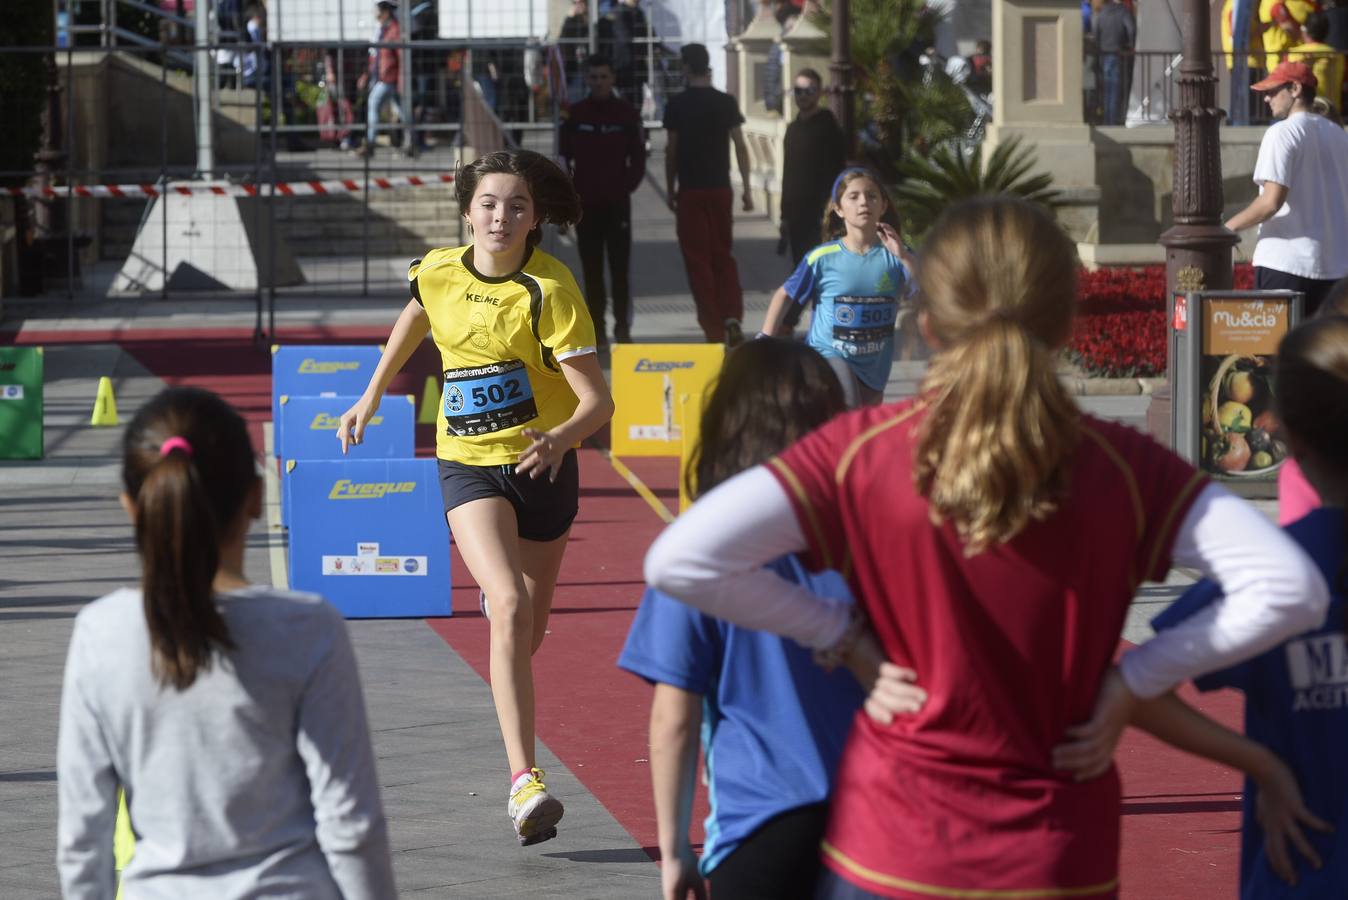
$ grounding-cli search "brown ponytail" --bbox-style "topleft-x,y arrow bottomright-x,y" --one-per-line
122,388 -> 256,690
913,197 -> 1081,554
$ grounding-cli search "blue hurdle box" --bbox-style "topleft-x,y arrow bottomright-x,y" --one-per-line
271,345 -> 384,455
278,394 -> 416,526
287,458 -> 451,619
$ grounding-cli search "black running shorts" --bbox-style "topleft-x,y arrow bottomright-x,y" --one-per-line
437,450 -> 579,542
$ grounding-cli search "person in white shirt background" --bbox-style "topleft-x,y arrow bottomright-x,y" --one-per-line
1225,60 -> 1348,317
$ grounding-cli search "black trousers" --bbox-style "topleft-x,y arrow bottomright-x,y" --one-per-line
576,199 -> 633,341
786,212 -> 824,268
1255,265 -> 1338,319
708,803 -> 830,900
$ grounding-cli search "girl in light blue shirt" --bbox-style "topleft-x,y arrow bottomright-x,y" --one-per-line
760,167 -> 916,406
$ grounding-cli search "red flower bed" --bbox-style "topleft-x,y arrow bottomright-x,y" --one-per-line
1069,264 -> 1254,377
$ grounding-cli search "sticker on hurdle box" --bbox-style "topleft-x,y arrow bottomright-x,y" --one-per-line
0,347 -> 43,460
610,344 -> 724,457
270,345 -> 384,455
322,554 -> 428,576
287,458 -> 451,618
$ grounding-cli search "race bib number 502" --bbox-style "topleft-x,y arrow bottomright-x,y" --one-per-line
441,359 -> 538,436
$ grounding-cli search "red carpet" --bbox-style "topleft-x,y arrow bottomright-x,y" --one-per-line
20,327 -> 1247,893
426,453 -> 691,857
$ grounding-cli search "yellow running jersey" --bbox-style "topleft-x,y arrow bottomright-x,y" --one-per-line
410,245 -> 597,465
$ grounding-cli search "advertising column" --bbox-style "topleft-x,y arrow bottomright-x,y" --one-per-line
1197,294 -> 1298,485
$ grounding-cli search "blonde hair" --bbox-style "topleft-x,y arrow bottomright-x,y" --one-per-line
821,167 -> 903,243
913,196 -> 1081,554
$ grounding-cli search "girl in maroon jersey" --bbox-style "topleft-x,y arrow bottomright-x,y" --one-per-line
645,196 -> 1328,898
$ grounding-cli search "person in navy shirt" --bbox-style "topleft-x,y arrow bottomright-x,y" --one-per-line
1142,315 -> 1348,896
759,167 -> 915,407
618,338 -> 922,900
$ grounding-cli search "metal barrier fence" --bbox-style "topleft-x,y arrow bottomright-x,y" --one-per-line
1083,49 -> 1348,126
1,24 -> 688,335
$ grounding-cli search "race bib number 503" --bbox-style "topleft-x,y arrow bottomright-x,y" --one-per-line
442,359 -> 538,436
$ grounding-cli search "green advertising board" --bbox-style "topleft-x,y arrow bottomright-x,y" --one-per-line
0,346 -> 43,459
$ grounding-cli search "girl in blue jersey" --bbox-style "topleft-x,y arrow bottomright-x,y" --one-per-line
758,167 -> 916,407
618,338 -> 925,900
1059,314 -> 1348,895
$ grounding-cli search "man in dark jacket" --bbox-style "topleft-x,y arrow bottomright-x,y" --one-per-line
780,67 -> 846,265
560,54 -> 647,345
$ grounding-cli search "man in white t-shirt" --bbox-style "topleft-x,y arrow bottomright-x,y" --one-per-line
1225,60 -> 1348,316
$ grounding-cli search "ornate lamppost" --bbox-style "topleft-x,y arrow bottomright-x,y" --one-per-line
1159,0 -> 1238,298
829,0 -> 855,157
1150,0 -> 1239,442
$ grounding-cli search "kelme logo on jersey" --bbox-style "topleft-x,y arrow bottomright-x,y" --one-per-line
635,359 -> 696,373
310,413 -> 382,430
328,480 -> 417,500
299,359 -> 361,374
445,384 -> 465,413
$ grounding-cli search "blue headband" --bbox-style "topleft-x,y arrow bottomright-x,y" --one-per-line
831,167 -> 870,200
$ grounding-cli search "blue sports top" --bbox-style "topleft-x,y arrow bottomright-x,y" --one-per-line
783,240 -> 913,391
1152,507 -> 1348,899
618,555 -> 865,875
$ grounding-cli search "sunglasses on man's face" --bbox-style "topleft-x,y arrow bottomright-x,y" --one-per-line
794,84 -> 820,97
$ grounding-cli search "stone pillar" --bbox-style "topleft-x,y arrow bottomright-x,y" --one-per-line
780,15 -> 830,122
984,0 -> 1099,240
733,7 -> 785,218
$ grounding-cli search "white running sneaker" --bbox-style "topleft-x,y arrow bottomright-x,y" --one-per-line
508,768 -> 564,846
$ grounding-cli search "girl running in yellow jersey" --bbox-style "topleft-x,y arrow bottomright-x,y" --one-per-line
338,150 -> 614,847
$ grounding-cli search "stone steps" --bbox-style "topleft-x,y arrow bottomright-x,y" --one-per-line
98,189 -> 460,259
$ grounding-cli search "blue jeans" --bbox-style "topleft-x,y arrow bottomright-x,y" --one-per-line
1102,53 -> 1125,125
366,79 -> 402,145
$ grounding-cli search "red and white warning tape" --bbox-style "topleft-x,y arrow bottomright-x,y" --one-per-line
6,173 -> 455,200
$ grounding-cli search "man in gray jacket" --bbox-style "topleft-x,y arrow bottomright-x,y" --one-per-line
1093,0 -> 1136,125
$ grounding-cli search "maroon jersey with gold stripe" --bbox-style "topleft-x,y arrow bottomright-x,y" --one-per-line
768,399 -> 1206,899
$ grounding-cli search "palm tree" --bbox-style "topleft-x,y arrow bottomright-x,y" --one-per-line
894,136 -> 1061,238
809,0 -> 973,175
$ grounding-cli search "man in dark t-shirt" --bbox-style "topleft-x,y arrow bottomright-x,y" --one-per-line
663,43 -> 754,344
559,54 -> 646,346
780,67 -> 846,266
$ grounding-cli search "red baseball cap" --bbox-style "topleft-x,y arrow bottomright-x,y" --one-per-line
1251,61 -> 1318,91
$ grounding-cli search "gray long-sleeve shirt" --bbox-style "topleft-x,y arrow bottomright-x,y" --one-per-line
57,586 -> 396,899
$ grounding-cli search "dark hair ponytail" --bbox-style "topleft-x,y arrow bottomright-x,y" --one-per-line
122,387 -> 257,690
456,149 -> 583,247
689,338 -> 846,498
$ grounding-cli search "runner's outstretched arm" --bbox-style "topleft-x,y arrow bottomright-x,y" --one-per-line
338,299 -> 430,452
